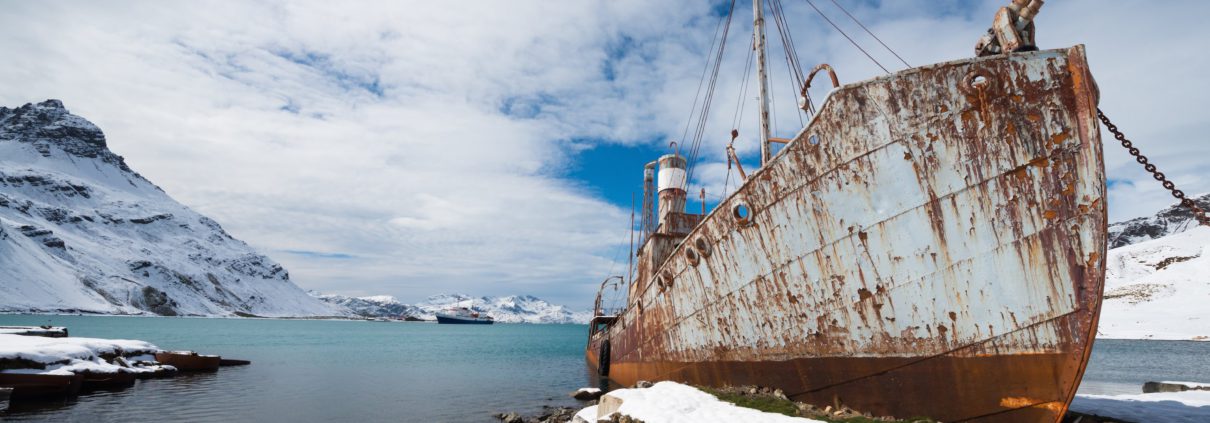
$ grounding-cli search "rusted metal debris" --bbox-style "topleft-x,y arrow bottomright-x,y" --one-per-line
589,45 -> 1106,423
976,0 -> 1045,56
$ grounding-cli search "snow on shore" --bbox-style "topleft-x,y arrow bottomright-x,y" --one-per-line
574,382 -> 820,423
0,333 -> 162,376
1071,390 -> 1210,423
0,334 -> 157,364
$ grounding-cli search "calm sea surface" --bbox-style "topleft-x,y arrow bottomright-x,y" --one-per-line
0,315 -> 592,422
1,315 -> 1207,422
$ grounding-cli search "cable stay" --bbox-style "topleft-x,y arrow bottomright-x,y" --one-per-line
682,0 -> 738,190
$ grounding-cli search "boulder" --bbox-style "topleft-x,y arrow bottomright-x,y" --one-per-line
1142,381 -> 1209,393
494,411 -> 523,423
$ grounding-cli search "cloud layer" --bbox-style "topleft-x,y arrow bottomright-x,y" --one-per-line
2,0 -> 1207,307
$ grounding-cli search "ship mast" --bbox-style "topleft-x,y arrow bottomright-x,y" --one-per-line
752,0 -> 772,166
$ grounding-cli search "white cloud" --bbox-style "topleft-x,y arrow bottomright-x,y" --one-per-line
2,0 -> 1206,308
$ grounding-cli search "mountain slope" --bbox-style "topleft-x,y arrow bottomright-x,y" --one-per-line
0,99 -> 340,317
1099,226 -> 1210,340
1099,195 -> 1210,341
313,292 -> 591,324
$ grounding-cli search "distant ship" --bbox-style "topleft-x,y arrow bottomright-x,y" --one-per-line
587,1 -> 1107,422
435,306 -> 494,325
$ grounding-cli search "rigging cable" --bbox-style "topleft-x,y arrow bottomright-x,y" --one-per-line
828,0 -> 911,68
732,47 -> 755,131
684,0 -> 738,185
677,9 -> 730,151
768,0 -> 807,125
803,0 -> 890,74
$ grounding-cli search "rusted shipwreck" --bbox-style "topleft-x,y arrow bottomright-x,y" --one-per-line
588,1 -> 1106,422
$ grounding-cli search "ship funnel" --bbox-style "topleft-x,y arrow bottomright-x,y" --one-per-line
656,154 -> 687,228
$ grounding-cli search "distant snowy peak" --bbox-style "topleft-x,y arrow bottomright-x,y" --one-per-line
0,99 -> 339,317
309,292 -> 422,318
417,293 -> 592,324
1109,194 -> 1210,248
312,292 -> 591,324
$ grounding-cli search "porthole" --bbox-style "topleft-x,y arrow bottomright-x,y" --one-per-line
733,202 -> 754,226
694,237 -> 712,257
960,70 -> 996,95
808,134 -> 820,145
970,74 -> 988,88
685,246 -> 700,266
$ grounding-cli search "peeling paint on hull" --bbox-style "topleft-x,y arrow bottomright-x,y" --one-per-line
588,46 -> 1106,423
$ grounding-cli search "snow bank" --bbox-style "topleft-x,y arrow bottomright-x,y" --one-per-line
1070,390 -> 1210,423
0,334 -> 158,365
1099,226 -> 1210,340
579,382 -> 820,423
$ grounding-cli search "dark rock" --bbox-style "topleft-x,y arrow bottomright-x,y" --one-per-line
1143,381 -> 1207,393
139,286 -> 178,316
129,214 -> 173,224
494,412 -> 523,423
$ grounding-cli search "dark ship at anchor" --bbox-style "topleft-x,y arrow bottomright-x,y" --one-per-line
588,1 -> 1110,421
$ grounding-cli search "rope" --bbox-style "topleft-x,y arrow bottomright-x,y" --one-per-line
803,0 -> 890,74
828,0 -> 911,68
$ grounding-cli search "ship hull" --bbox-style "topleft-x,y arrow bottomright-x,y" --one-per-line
589,46 -> 1105,423
436,315 -> 494,324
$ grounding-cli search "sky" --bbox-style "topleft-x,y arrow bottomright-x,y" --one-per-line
1,1 -> 1208,309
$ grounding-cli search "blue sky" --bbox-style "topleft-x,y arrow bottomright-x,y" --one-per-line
2,0 -> 1208,309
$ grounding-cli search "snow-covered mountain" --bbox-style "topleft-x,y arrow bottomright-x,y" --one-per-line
1100,196 -> 1210,341
309,292 -> 424,318
0,99 -> 341,317
1108,194 -> 1209,248
313,292 -> 592,324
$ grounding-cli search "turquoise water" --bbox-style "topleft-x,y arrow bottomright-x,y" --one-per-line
0,315 -> 592,422
2,315 -> 1208,422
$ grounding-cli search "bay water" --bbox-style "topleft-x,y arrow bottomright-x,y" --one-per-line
0,315 -> 591,422
1,314 -> 1206,422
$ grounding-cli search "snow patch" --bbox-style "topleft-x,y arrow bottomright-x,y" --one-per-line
1071,391 -> 1210,423
1099,227 -> 1210,340
581,382 -> 821,423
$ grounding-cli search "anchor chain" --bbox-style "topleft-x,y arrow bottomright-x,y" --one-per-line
1097,108 -> 1210,227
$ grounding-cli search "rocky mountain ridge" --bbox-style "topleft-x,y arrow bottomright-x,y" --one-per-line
1108,193 -> 1210,248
